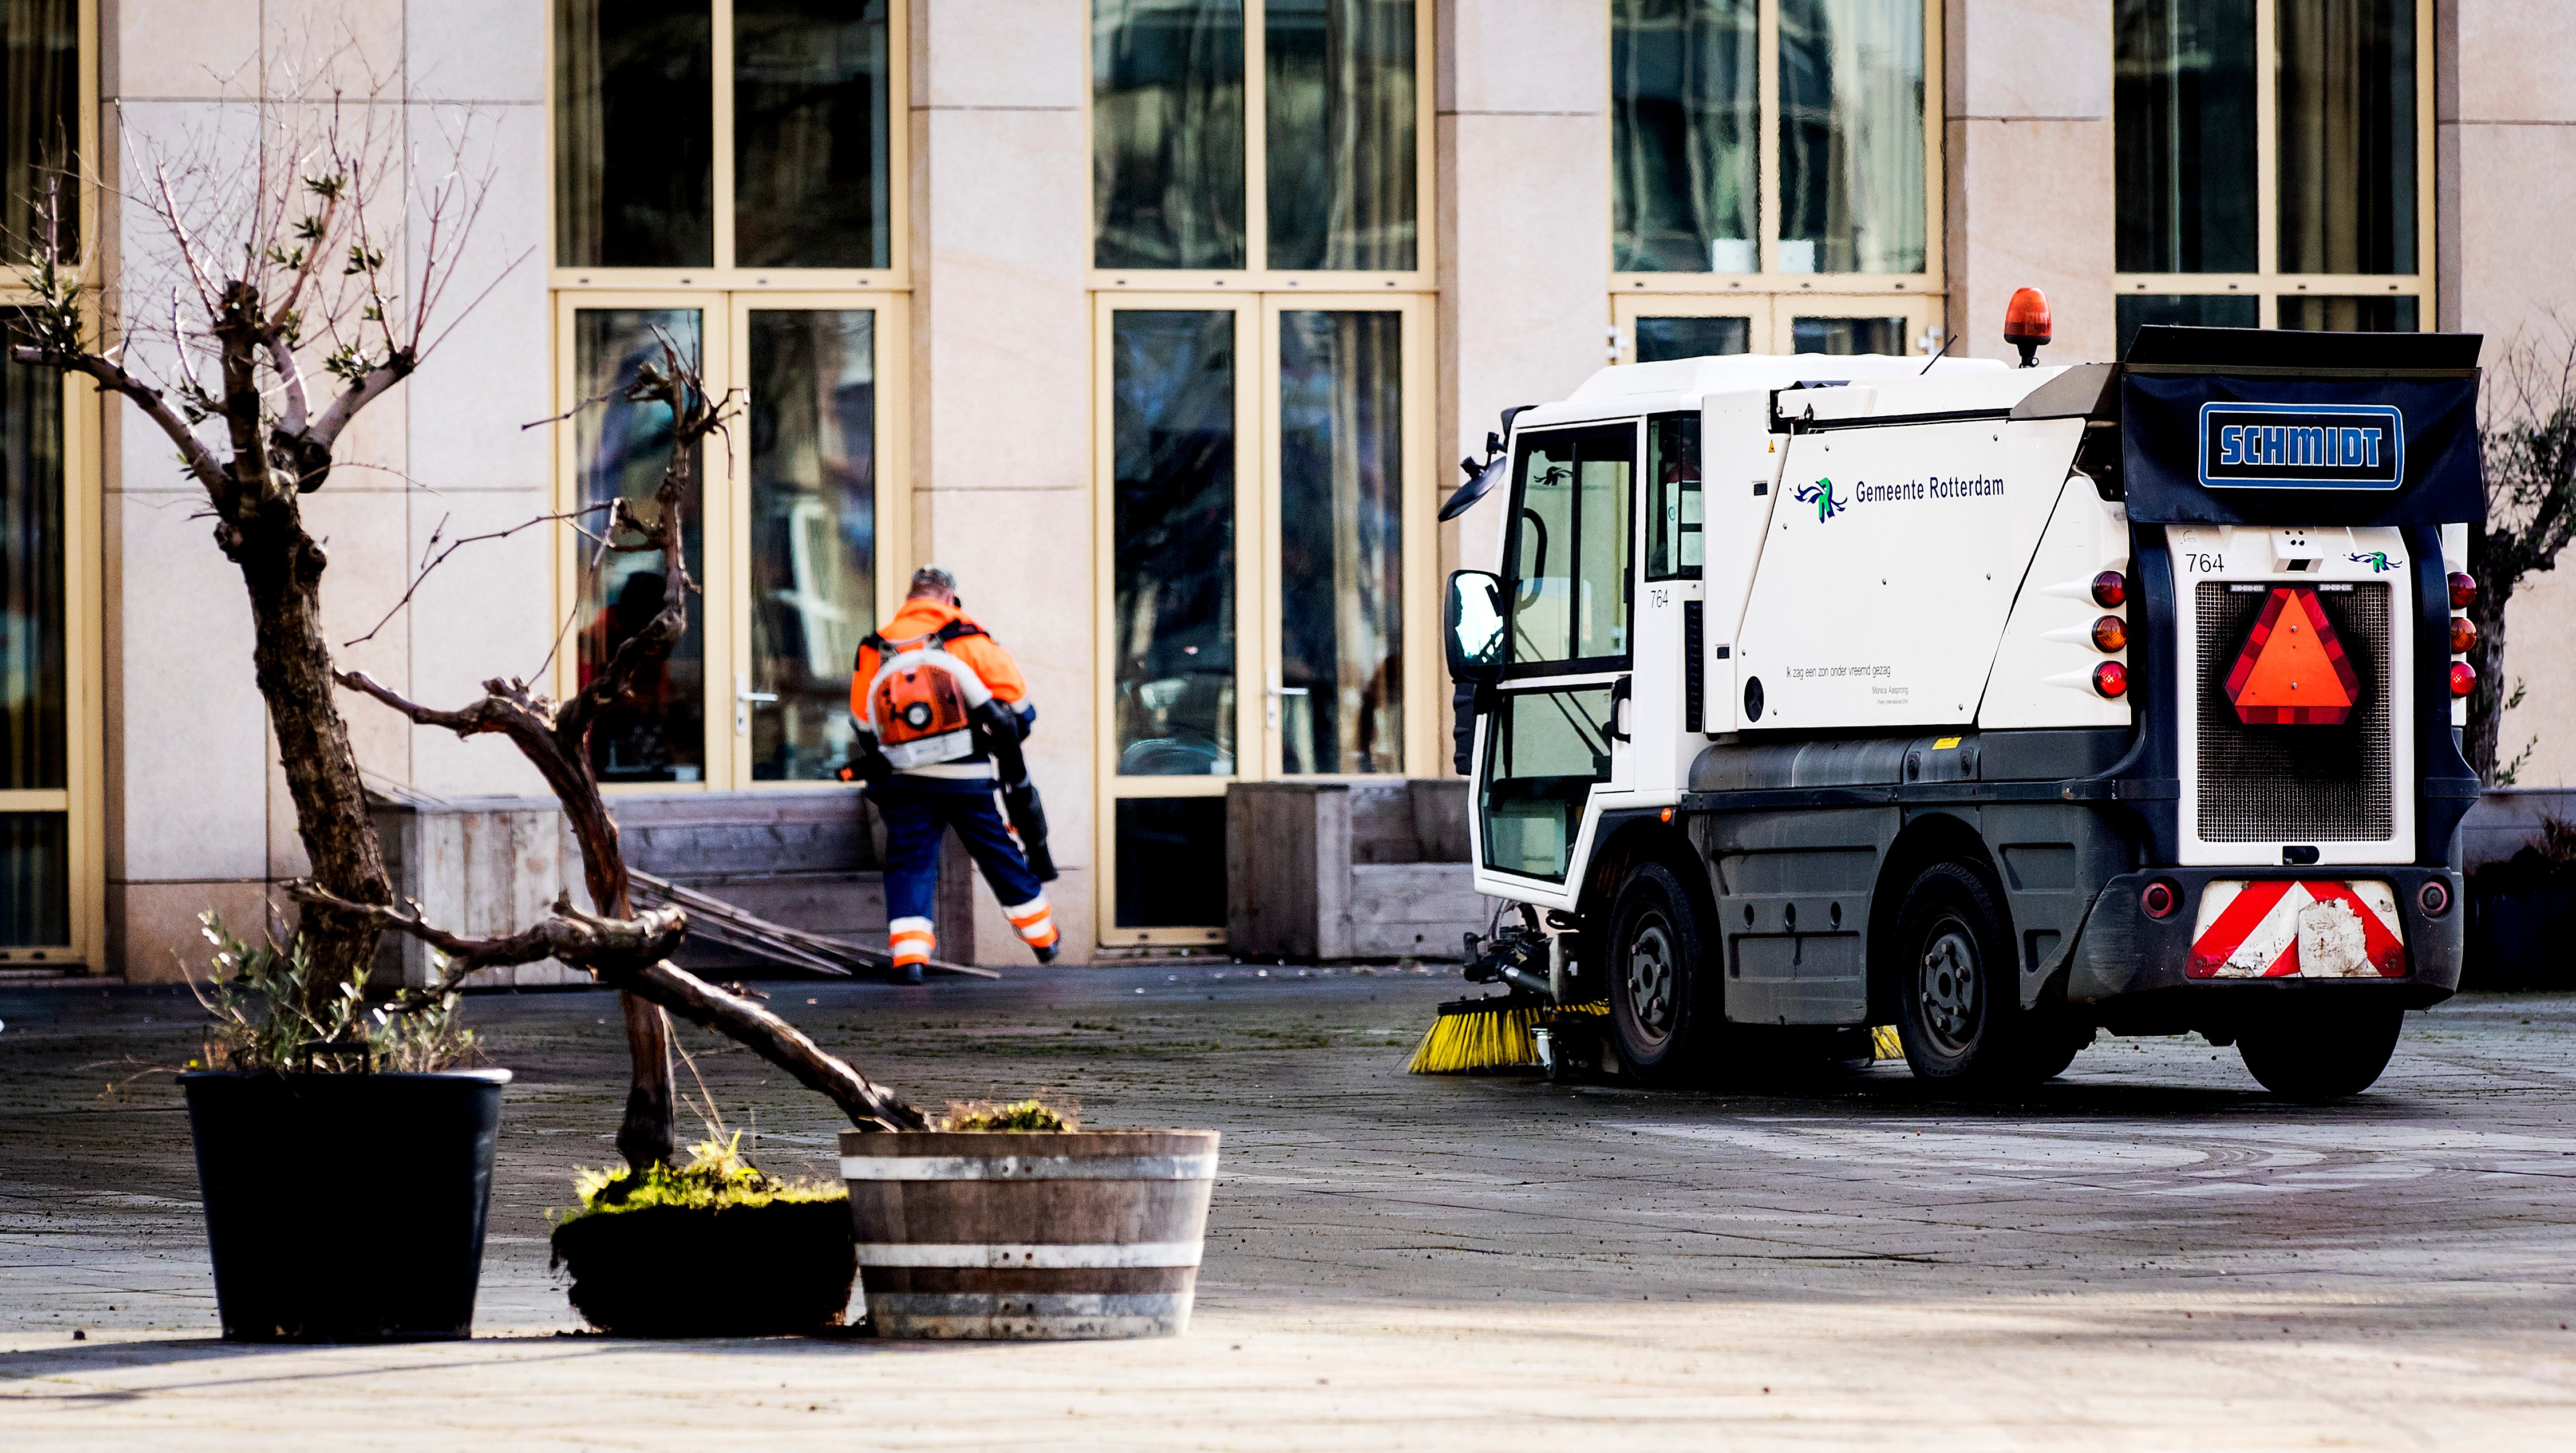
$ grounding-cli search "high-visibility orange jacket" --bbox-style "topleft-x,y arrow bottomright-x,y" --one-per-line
852,597 -> 1028,710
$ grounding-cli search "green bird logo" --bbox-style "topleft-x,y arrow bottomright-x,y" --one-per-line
2348,551 -> 2397,573
1795,478 -> 1846,522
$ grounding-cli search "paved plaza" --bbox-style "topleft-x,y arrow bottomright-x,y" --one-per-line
2,965 -> 2573,1449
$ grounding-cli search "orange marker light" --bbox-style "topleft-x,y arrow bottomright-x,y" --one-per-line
2092,615 -> 2128,653
2449,616 -> 2478,656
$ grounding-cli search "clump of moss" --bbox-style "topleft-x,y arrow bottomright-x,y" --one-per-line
564,1133 -> 844,1221
937,1095 -> 1081,1132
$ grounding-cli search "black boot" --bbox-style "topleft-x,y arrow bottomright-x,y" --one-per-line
1032,943 -> 1058,965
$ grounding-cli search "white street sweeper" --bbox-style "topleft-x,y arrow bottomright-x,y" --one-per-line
1421,298 -> 2484,1099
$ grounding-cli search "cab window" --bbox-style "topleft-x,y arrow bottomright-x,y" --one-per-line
1504,423 -> 1634,674
1643,413 -> 1701,581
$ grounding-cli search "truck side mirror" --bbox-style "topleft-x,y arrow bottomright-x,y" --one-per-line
1445,570 -> 1507,684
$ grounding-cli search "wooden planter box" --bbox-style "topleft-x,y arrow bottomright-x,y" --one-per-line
1224,780 -> 1495,961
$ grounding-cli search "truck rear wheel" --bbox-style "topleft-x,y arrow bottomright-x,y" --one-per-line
1606,862 -> 1717,1086
1891,861 -> 2050,1088
2237,1005 -> 2403,1101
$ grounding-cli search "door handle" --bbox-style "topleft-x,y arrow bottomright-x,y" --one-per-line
735,673 -> 780,735
1264,672 -> 1309,728
1607,677 -> 1632,743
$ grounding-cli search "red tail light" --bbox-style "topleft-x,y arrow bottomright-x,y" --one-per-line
2091,570 -> 2127,608
2449,572 -> 2478,609
2140,881 -> 2178,919
2092,615 -> 2128,652
2094,661 -> 2129,698
2450,661 -> 2477,698
2449,616 -> 2478,655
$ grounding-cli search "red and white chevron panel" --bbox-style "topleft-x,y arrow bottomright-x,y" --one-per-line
2187,879 -> 2408,980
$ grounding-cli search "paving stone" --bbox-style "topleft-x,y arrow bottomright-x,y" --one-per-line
2,972 -> 2573,1448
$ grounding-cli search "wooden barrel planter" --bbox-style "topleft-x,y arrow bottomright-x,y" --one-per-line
839,1130 -> 1219,1340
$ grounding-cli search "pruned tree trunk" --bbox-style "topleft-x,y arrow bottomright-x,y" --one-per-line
2464,527 -> 2514,783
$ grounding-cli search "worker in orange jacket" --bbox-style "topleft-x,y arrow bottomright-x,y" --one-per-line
851,565 -> 1060,982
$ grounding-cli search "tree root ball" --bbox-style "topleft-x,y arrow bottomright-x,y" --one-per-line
550,1199 -> 856,1337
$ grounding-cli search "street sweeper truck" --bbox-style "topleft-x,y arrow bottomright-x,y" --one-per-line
1425,306 -> 2484,1100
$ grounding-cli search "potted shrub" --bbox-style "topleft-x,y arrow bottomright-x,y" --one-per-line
843,1100 -> 1220,1340
550,1132 -> 856,1337
179,914 -> 504,1343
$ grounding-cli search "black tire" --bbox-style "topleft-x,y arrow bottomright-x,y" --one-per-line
1890,861 -> 2051,1088
2237,1004 -> 2403,1101
1606,861 -> 1719,1085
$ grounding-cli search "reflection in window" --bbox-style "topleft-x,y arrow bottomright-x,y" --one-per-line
1613,0 -> 1758,273
748,311 -> 875,781
1113,311 -> 1236,775
2115,293 -> 2257,356
1266,0 -> 1416,270
1778,0 -> 1925,274
1635,315 -> 1751,361
575,311 -> 706,783
1,315 -> 65,946
1116,797 -> 1228,926
1645,414 -> 1701,582
2278,295 -> 2418,333
1278,311 -> 1402,774
1095,0 -> 1246,270
1506,428 -> 1633,670
2114,0 -> 2256,274
556,0 -> 714,267
735,0 -> 891,269
2278,0 -> 2415,275
1481,688 -> 1614,882
1,0 -> 76,266
1790,315 -> 1906,354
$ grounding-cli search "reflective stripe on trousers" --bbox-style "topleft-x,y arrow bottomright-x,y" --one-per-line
1002,896 -> 1058,950
889,915 -> 935,968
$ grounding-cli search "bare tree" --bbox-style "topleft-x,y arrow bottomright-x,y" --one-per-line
7,74 -> 497,997
2467,330 -> 2576,783
287,337 -> 924,1136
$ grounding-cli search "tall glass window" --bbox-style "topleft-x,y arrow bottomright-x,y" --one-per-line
1112,311 -> 1238,776
1094,0 -> 1249,270
574,310 -> 707,784
0,316 -> 65,946
2115,0 -> 2257,274
1614,0 -> 1759,273
1092,0 -> 1421,274
746,311 -> 876,781
555,0 -> 716,269
1277,310 -> 1402,774
1778,0 -> 1925,275
734,0 -> 892,269
1266,1 -> 1417,270
2278,0 -> 2415,276
2,0 -> 76,266
2113,0 -> 2428,342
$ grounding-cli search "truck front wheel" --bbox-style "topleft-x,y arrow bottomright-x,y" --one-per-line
2237,1005 -> 2403,1101
1891,861 -> 2050,1088
1607,862 -> 1718,1085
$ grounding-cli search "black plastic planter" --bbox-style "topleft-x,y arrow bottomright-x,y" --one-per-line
180,1068 -> 509,1342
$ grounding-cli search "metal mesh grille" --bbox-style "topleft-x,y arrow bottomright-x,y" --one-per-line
2193,581 -> 2393,842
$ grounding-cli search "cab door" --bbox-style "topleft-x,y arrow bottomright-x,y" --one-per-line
1474,421 -> 1637,903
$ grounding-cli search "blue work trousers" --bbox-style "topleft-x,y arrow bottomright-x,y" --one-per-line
872,781 -> 1045,926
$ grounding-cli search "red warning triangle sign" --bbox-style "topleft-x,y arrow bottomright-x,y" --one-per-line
2224,587 -> 2360,725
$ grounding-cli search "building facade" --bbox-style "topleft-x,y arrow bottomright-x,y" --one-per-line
2,0 -> 2569,978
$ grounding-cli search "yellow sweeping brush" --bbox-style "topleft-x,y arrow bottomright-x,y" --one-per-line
1408,998 -> 1609,1075
1871,1024 -> 1903,1060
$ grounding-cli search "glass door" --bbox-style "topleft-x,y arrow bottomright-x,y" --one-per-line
1095,294 -> 1432,945
0,343 -> 87,965
1479,422 -> 1637,886
725,295 -> 906,786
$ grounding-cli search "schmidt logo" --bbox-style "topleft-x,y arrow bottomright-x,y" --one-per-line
1795,477 -> 1846,522
2199,402 -> 2404,490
